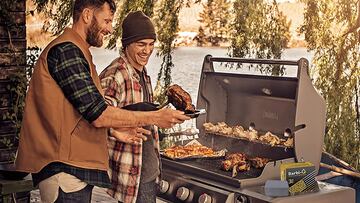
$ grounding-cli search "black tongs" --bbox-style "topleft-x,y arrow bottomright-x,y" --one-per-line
122,102 -> 159,111
122,101 -> 206,118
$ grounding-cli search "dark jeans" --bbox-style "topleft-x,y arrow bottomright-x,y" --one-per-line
118,180 -> 159,203
55,184 -> 94,203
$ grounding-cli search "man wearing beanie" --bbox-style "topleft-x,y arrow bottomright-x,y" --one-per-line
100,11 -> 162,203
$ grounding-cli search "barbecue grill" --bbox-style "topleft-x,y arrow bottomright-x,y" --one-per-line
158,56 -> 355,203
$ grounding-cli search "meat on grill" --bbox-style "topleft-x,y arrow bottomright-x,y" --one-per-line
203,122 -> 293,147
221,153 -> 270,177
221,153 -> 250,177
282,138 -> 294,147
221,153 -> 248,171
258,132 -> 281,146
164,144 -> 216,159
166,84 -> 196,113
248,157 -> 270,168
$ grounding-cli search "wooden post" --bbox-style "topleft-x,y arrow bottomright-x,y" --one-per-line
0,2 -> 35,203
0,0 -> 26,164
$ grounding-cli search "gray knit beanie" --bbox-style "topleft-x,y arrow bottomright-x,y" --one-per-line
121,11 -> 156,47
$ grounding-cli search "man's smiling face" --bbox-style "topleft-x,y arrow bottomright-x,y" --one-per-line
125,39 -> 155,70
86,2 -> 114,47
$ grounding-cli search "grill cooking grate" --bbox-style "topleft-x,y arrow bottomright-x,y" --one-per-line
161,156 -> 264,188
176,158 -> 263,179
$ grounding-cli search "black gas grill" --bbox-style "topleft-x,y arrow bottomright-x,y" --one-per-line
158,56 -> 328,203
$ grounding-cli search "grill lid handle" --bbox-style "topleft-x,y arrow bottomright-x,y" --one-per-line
285,124 -> 306,137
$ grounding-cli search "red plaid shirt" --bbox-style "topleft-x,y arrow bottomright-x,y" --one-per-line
99,53 -> 160,203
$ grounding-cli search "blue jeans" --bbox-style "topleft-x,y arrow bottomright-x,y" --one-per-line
118,180 -> 159,203
55,184 -> 93,203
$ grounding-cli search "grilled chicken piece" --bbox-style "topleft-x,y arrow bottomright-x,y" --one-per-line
233,129 -> 258,140
232,162 -> 251,177
222,160 -> 234,171
259,132 -> 281,146
221,153 -> 248,173
247,130 -> 258,141
222,153 -> 270,177
226,153 -> 247,161
248,157 -> 270,168
166,84 -> 195,113
232,126 -> 245,134
204,122 -> 233,135
219,126 -> 233,135
203,122 -> 259,141
203,122 -> 217,133
282,138 -> 294,147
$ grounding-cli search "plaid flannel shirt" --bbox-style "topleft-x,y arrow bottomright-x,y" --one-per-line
32,42 -> 110,188
99,53 -> 160,203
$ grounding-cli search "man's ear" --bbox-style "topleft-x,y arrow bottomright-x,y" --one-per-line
81,8 -> 93,24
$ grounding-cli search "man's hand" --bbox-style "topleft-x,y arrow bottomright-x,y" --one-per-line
109,127 -> 151,145
152,108 -> 190,128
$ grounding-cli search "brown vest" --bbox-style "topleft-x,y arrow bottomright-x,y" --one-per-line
15,28 -> 108,172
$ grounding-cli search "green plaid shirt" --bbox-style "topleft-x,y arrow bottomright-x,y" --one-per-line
32,42 -> 110,188
47,42 -> 107,122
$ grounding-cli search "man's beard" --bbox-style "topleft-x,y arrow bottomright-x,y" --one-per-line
86,17 -> 102,47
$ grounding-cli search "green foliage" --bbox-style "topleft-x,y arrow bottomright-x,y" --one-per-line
4,71 -> 28,141
197,0 -> 231,46
1,47 -> 40,152
33,0 -> 73,36
32,0 -> 155,48
228,0 -> 291,75
152,0 -> 184,104
194,26 -> 206,46
300,0 -> 360,170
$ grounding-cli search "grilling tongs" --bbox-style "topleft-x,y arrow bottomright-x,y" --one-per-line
157,100 -> 206,118
122,101 -> 206,119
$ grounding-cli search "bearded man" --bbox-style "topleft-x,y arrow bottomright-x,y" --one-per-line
15,1 -> 189,203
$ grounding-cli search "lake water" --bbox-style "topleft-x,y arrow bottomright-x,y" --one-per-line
91,47 -> 313,103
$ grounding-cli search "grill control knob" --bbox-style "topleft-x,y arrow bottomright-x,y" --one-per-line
198,193 -> 212,203
176,187 -> 190,201
159,180 -> 169,193
236,195 -> 249,203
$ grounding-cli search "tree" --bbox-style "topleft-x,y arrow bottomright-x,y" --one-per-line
152,0 -> 200,104
32,0 -> 155,48
229,0 -> 291,75
152,0 -> 183,104
194,26 -> 207,46
33,0 -> 73,36
197,0 -> 231,46
300,0 -> 360,170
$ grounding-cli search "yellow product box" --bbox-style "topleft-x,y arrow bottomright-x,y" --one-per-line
280,162 -> 318,194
